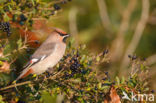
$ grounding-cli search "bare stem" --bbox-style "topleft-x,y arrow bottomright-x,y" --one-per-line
96,0 -> 111,31
121,0 -> 150,69
147,54 -> 156,66
0,81 -> 31,91
111,0 -> 137,62
68,7 -> 79,47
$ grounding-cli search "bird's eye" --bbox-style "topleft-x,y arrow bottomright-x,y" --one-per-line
55,30 -> 65,36
59,32 -> 65,36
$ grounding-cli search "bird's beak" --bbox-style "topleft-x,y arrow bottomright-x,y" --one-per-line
64,34 -> 70,38
63,34 -> 70,43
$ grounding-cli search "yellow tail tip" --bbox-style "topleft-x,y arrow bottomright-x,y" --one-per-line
32,74 -> 37,78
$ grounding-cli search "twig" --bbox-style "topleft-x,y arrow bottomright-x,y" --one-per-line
0,81 -> 31,91
96,0 -> 111,31
110,0 -> 137,62
147,54 -> 156,66
3,46 -> 27,57
68,7 -> 78,47
0,68 -> 64,91
121,0 -> 150,69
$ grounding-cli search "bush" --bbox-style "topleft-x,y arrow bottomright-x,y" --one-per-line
0,0 -> 153,103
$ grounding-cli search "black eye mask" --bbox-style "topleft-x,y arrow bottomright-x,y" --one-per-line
55,30 -> 66,36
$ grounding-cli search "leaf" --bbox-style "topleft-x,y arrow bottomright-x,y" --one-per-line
0,95 -> 5,103
17,38 -> 22,48
0,61 -> 10,73
121,76 -> 125,84
4,13 -> 10,22
3,44 -> 11,55
96,56 -> 100,62
104,86 -> 121,103
116,76 -> 120,85
40,91 -> 57,103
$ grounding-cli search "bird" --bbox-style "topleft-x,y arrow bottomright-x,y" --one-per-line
15,28 -> 69,81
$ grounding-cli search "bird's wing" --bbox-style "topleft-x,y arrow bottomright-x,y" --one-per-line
31,42 -> 56,59
16,42 -> 57,80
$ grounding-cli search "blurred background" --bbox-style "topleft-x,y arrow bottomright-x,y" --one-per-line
47,0 -> 156,91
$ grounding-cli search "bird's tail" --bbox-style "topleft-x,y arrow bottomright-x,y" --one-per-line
15,68 -> 34,81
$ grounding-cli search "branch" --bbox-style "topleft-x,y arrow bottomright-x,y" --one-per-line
0,81 -> 31,91
121,0 -> 150,69
96,0 -> 111,31
147,54 -> 156,66
0,68 -> 65,91
110,0 -> 137,62
68,7 -> 79,46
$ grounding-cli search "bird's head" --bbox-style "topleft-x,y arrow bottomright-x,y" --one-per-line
53,28 -> 70,43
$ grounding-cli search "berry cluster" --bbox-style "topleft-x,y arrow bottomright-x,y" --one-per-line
0,22 -> 11,36
70,53 -> 81,74
128,54 -> 137,60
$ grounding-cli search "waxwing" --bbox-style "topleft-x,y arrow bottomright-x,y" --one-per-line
16,28 -> 69,81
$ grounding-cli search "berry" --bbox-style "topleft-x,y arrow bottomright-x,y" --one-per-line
105,71 -> 108,75
132,55 -> 137,60
34,40 -> 40,44
27,3 -> 33,8
19,21 -> 24,25
102,77 -> 107,80
128,54 -> 131,58
26,48 -> 31,52
103,49 -> 109,55
20,14 -> 27,21
53,4 -> 61,10
51,11 -> 55,15
151,90 -> 154,93
28,20 -> 33,26
61,1 -> 67,4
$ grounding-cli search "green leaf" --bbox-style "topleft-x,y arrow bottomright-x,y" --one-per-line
3,44 -> 11,55
96,56 -> 100,62
40,91 -> 57,103
121,76 -> 125,84
17,38 -> 22,48
3,13 -> 10,22
116,76 -> 120,85
0,61 -> 3,66
0,95 -> 5,103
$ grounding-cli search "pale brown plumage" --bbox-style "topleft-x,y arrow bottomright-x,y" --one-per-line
16,28 -> 69,81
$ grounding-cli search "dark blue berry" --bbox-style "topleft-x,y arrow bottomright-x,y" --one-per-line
128,54 -> 131,58
34,40 -> 40,44
103,49 -> 109,55
19,21 -> 24,25
54,4 -> 61,10
20,14 -> 27,21
132,55 -> 137,60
